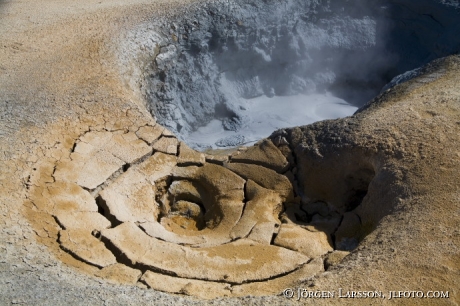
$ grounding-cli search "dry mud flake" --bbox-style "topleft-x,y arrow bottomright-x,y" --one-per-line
141,271 -> 232,299
99,168 -> 158,223
58,229 -> 117,268
54,211 -> 111,230
225,163 -> 294,201
178,141 -> 205,166
135,152 -> 177,184
230,180 -> 282,243
152,136 -> 179,155
53,131 -> 151,189
101,222 -> 309,283
135,125 -> 164,144
229,139 -> 289,173
274,224 -> 333,258
231,257 -> 324,296
31,181 -> 98,214
95,263 -> 142,284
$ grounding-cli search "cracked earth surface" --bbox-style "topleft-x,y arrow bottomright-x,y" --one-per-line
26,121 -> 342,298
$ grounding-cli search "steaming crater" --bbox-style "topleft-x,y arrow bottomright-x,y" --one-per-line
119,0 -> 460,149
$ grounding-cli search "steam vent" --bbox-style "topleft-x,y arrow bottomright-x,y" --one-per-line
1,0 -> 460,304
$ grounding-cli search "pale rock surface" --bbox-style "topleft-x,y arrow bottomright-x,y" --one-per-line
171,200 -> 203,218
170,164 -> 246,246
28,160 -> 56,186
172,164 -> 246,203
161,128 -> 175,137
245,222 -> 275,245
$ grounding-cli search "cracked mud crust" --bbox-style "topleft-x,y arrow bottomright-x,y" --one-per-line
1,0 -> 460,305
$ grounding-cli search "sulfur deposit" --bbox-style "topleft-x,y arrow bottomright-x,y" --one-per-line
1,0 -> 460,305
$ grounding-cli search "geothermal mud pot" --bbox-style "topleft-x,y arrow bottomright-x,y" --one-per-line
1,0 -> 460,304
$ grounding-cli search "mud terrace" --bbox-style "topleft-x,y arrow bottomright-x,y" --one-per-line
1,0 -> 460,305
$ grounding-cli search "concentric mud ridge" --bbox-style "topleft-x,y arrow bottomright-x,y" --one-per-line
26,117 -> 378,298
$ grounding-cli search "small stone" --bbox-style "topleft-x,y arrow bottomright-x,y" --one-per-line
171,200 -> 203,218
272,136 -> 289,146
166,200 -> 205,231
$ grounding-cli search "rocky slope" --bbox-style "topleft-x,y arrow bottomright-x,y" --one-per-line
0,0 -> 460,305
